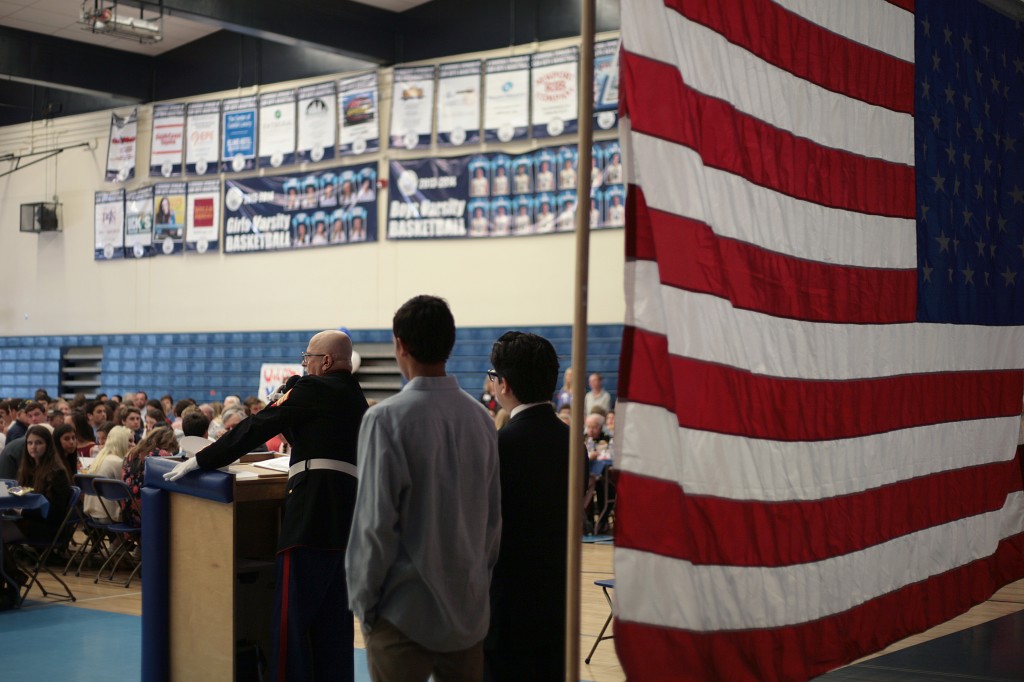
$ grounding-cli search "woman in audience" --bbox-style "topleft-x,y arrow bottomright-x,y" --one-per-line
70,410 -> 96,459
144,407 -> 167,435
52,423 -> 79,476
121,426 -> 178,527
11,425 -> 72,543
84,425 -> 133,522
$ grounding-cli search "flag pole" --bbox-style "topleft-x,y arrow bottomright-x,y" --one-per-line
566,0 -> 596,679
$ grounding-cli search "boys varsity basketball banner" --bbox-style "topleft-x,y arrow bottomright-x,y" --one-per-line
149,103 -> 185,178
221,96 -> 258,173
436,60 -> 482,147
222,162 -> 378,254
530,47 -> 578,139
390,66 -> 436,151
185,100 -> 220,176
153,182 -> 187,256
297,81 -> 337,164
185,179 -> 220,254
338,72 -> 380,156
125,186 -> 155,259
258,90 -> 297,169
106,108 -> 138,183
386,140 -> 622,240
94,190 -> 125,260
614,0 -> 1024,680
483,55 -> 531,143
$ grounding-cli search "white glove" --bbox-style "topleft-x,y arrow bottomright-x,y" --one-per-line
163,456 -> 200,482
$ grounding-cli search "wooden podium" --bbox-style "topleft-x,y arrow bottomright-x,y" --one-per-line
143,458 -> 287,682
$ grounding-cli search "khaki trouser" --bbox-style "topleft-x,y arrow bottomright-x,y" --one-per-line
365,618 -> 484,682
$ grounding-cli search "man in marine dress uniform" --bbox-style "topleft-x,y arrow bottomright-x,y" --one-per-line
166,330 -> 367,681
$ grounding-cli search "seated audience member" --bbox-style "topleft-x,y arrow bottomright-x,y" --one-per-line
71,411 -> 97,459
243,396 -> 265,416
584,372 -> 613,415
223,395 -> 242,410
84,425 -> 134,522
160,395 -> 174,416
85,400 -> 108,437
8,400 -> 45,444
557,405 -> 571,425
145,407 -> 168,435
555,368 -> 572,410
172,399 -> 197,432
2,425 -> 71,550
182,410 -> 210,438
119,405 -> 144,441
52,423 -> 79,476
133,392 -> 149,411
584,413 -> 612,459
47,408 -> 65,429
605,410 -> 615,437
95,421 -> 114,450
480,376 -> 499,413
218,406 -> 247,435
121,427 -> 178,527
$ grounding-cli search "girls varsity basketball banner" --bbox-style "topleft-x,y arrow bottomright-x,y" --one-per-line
106,108 -> 138,183
94,189 -> 125,260
149,103 -> 185,178
185,100 -> 220,176
222,162 -> 378,254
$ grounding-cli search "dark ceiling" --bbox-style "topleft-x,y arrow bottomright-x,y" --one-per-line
0,0 -> 621,127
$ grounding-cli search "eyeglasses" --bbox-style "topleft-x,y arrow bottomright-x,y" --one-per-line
300,352 -> 327,363
486,369 -> 499,382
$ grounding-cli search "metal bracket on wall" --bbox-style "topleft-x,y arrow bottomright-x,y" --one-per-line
0,142 -> 92,179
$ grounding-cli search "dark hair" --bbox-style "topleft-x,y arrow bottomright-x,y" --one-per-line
173,398 -> 196,418
392,295 -> 456,364
71,410 -> 94,442
146,407 -> 168,424
96,420 -> 115,437
86,399 -> 107,417
146,399 -> 163,413
52,423 -> 77,453
17,425 -> 70,491
490,331 -> 560,404
182,411 -> 211,437
20,400 -> 44,415
34,388 -> 52,402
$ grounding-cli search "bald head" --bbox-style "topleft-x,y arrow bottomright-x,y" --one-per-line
304,330 -> 354,376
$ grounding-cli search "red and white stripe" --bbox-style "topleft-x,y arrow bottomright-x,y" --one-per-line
615,0 -> 1024,679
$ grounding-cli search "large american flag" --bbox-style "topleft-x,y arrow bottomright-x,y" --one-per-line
614,0 -> 1024,679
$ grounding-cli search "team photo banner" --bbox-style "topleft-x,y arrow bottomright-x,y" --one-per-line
437,60 -> 481,148
125,186 -> 155,259
390,66 -> 436,151
338,72 -> 380,156
259,90 -> 297,169
531,47 -> 579,139
185,100 -> 220,176
593,39 -> 620,131
150,103 -> 185,178
297,81 -> 337,163
388,140 -> 625,241
185,179 -> 220,254
94,189 -> 125,260
106,108 -> 138,183
223,162 -> 378,254
154,182 -> 187,256
483,55 -> 530,143
221,96 -> 258,173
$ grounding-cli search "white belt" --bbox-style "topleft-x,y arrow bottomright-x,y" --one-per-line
288,458 -> 358,479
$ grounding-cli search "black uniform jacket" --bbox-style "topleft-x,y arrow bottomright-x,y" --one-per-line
485,403 -> 589,650
196,371 -> 368,551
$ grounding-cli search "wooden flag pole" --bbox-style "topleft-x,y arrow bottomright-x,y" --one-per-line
566,0 -> 596,680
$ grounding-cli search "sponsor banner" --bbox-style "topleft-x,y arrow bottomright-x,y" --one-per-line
389,141 -> 624,240
125,186 -> 155,259
390,66 -> 436,151
258,90 -> 297,169
185,179 -> 220,254
150,103 -> 185,178
221,96 -> 258,173
338,73 -> 380,156
153,182 -> 187,256
185,100 -> 221,176
594,39 -> 620,131
94,190 -> 125,260
106,108 -> 138,183
258,363 -> 303,403
483,55 -> 530,143
297,81 -> 337,163
223,162 -> 378,254
437,60 -> 482,147
530,47 -> 579,139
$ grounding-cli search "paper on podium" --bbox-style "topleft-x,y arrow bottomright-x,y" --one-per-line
252,457 -> 290,473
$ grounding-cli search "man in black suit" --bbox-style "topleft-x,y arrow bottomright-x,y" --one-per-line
484,331 -> 588,681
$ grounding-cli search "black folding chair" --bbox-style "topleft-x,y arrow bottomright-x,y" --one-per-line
92,478 -> 142,588
64,474 -> 112,577
12,485 -> 81,606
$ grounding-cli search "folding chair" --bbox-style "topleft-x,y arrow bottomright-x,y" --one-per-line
12,485 -> 81,606
92,478 -> 142,588
585,578 -> 615,664
64,474 -> 112,577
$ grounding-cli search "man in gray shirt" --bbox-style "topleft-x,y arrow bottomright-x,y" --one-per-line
347,295 -> 501,681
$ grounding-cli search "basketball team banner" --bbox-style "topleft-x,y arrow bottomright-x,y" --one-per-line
106,108 -> 138,183
297,81 -> 337,163
338,72 -> 380,156
185,179 -> 220,254
390,66 -> 436,151
436,60 -> 481,147
483,55 -> 530,143
530,47 -> 578,139
153,182 -> 187,256
94,189 -> 125,260
221,96 -> 257,173
387,141 -> 624,241
149,103 -> 185,178
222,162 -> 378,254
258,90 -> 297,169
593,39 -> 620,131
185,100 -> 220,176
125,186 -> 155,259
